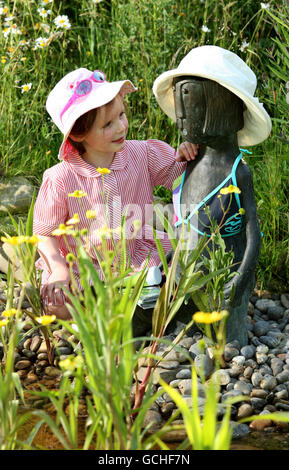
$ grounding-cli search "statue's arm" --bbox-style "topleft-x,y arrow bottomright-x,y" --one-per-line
224,163 -> 262,299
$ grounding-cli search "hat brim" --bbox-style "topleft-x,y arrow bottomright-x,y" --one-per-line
153,70 -> 272,146
58,80 -> 136,159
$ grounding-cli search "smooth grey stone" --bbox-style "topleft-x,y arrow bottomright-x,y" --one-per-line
260,374 -> 277,391
236,403 -> 254,419
240,345 -> 256,359
251,371 -> 264,387
243,366 -> 254,379
228,364 -> 244,378
256,352 -> 268,364
253,320 -> 270,337
255,299 -> 276,313
259,335 -> 279,348
224,345 -> 240,362
280,294 -> 289,309
250,397 -> 266,410
276,370 -> 289,384
234,380 -> 253,396
250,388 -> 269,399
231,423 -> 250,440
270,357 -> 284,376
194,354 -> 214,379
176,368 -> 191,379
267,306 -> 285,320
211,369 -> 231,386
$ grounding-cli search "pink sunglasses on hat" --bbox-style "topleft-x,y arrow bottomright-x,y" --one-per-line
60,70 -> 106,121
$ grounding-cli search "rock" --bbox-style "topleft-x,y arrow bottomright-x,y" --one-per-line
249,418 -> 272,431
270,357 -> 284,376
143,409 -> 163,432
250,388 -> 269,399
224,345 -> 240,361
194,354 -> 214,379
0,176 -> 35,215
211,369 -> 231,386
231,423 -> 250,440
30,335 -> 42,352
236,403 -> 254,419
251,371 -> 264,387
267,306 -> 285,321
14,359 -> 32,370
234,380 -> 253,395
280,294 -> 289,309
255,299 -> 276,313
260,375 -> 277,391
240,345 -> 255,359
136,366 -> 180,385
44,366 -> 62,378
232,355 -> 246,366
253,320 -> 270,337
176,368 -> 191,379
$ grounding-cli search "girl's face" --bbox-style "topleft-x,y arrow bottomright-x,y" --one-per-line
80,95 -> 128,157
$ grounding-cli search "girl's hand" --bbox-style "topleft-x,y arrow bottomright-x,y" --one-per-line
41,268 -> 72,320
175,142 -> 199,162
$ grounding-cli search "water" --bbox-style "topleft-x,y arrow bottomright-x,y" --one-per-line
17,412 -> 289,450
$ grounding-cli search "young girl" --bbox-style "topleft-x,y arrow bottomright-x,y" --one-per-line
33,68 -> 198,319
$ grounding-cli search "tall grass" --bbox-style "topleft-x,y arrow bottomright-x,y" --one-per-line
0,0 -> 288,291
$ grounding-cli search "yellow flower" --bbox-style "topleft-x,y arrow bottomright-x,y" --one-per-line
52,224 -> 73,236
66,213 -> 80,225
59,355 -> 83,371
86,210 -> 96,219
0,319 -> 9,327
2,308 -> 17,318
35,314 -> 56,325
1,56 -> 6,63
239,208 -> 245,215
220,185 -> 241,195
94,225 -> 111,238
193,310 -> 228,324
1,235 -> 27,245
68,190 -> 87,198
96,167 -> 111,175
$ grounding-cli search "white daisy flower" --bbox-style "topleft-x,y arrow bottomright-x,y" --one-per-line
0,6 -> 9,15
54,15 -> 71,30
3,24 -> 21,38
92,0 -> 103,3
260,2 -> 270,9
33,36 -> 49,49
21,83 -> 32,93
201,25 -> 211,33
240,40 -> 250,52
41,0 -> 53,4
37,8 -> 51,18
4,13 -> 14,22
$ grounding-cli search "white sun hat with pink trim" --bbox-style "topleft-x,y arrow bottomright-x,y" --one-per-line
153,45 -> 271,146
46,68 -> 136,159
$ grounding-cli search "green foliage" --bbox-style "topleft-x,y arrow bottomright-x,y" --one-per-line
0,0 -> 288,289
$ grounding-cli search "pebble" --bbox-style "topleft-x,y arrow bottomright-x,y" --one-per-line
2,283 -> 289,441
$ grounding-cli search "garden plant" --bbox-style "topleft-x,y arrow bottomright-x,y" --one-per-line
0,0 -> 288,451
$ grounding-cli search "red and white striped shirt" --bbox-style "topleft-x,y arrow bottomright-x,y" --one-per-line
33,140 -> 186,283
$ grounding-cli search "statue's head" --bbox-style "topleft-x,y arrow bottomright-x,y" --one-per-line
172,76 -> 244,143
153,45 -> 272,146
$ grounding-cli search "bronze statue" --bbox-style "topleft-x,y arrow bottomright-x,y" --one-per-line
153,46 -> 272,346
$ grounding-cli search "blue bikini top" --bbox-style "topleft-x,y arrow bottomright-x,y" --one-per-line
172,149 -> 251,238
